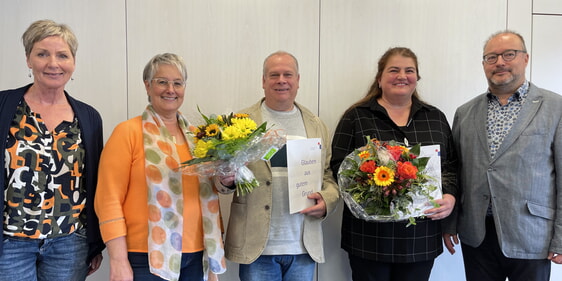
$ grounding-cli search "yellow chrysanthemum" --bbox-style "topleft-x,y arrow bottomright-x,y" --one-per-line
374,166 -> 395,186
222,125 -> 244,140
205,124 -> 220,137
231,117 -> 257,137
358,151 -> 370,159
194,140 -> 214,158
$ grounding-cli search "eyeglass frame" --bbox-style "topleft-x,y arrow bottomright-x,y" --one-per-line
150,78 -> 186,89
482,49 -> 526,64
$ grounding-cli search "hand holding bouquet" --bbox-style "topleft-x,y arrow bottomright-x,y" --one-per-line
182,108 -> 285,196
338,137 -> 439,226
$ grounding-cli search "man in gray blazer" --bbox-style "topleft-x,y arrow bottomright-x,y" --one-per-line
442,31 -> 562,281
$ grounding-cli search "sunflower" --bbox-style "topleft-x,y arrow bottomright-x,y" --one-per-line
374,166 -> 395,186
205,124 -> 220,137
194,126 -> 206,139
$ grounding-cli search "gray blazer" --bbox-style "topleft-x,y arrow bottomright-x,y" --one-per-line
448,83 -> 562,259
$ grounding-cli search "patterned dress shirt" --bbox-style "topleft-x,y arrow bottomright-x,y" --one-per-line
486,81 -> 529,158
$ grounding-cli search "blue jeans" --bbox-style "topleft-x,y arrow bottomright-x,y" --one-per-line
239,254 -> 315,281
128,251 -> 204,281
0,228 -> 89,281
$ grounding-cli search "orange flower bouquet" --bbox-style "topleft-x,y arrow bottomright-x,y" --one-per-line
338,137 -> 440,226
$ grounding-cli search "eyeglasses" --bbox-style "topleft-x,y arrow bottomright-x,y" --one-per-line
482,49 -> 526,64
151,78 -> 186,89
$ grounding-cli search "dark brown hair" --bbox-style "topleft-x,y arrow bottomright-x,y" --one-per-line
346,47 -> 421,113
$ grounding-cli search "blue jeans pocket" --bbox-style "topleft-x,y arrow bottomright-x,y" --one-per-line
0,231 -> 89,281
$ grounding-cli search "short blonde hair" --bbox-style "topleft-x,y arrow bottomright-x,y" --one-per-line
22,19 -> 78,58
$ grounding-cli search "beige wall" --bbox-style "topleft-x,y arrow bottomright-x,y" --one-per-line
1,1 -> 560,280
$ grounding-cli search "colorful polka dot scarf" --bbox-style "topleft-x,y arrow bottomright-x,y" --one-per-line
142,105 -> 226,281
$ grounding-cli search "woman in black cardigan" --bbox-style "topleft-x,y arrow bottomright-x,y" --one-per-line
330,47 -> 458,281
0,19 -> 104,281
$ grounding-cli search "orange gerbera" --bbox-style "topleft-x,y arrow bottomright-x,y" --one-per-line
234,113 -> 250,118
358,150 -> 370,159
374,166 -> 395,186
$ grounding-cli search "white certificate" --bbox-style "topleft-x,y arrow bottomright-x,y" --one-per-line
405,144 -> 443,218
286,138 -> 322,214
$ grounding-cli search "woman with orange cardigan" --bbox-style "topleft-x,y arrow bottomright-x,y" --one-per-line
95,53 -> 227,281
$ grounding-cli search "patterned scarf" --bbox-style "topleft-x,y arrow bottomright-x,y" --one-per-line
142,105 -> 226,281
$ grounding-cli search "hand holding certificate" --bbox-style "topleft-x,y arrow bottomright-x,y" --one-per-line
286,138 -> 323,214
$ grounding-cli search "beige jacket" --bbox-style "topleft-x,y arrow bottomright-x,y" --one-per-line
224,99 -> 340,264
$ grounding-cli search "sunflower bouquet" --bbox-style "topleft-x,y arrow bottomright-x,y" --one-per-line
337,137 -> 440,226
182,108 -> 285,196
